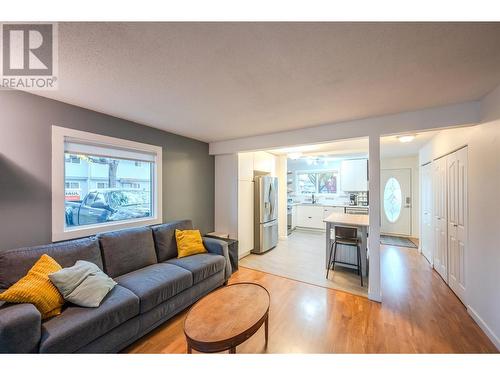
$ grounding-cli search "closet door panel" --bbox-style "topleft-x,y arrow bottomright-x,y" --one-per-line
432,157 -> 448,282
447,147 -> 467,303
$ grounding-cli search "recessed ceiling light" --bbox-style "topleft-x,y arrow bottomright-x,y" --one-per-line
397,135 -> 416,143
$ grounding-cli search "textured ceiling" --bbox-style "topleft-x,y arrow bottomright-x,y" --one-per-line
34,22 -> 500,142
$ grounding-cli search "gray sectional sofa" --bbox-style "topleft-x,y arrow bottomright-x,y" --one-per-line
0,220 -> 232,353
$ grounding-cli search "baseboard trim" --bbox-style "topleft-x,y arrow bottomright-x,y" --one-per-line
467,305 -> 500,350
368,290 -> 382,303
238,250 -> 251,260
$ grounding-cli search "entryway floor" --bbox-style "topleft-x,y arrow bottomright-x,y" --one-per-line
240,229 -> 369,297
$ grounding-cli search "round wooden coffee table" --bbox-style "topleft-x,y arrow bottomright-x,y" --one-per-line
184,282 -> 270,354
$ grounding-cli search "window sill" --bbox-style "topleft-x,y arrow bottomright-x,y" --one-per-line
52,216 -> 162,242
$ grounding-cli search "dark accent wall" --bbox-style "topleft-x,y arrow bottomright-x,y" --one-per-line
0,90 -> 214,250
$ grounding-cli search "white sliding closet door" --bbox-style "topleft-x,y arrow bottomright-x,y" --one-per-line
433,157 -> 448,282
447,147 -> 468,303
420,163 -> 433,264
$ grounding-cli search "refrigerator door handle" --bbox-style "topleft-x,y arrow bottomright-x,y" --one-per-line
269,182 -> 274,219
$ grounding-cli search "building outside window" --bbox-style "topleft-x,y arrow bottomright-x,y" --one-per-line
52,126 -> 162,241
65,155 -> 81,164
65,182 -> 80,189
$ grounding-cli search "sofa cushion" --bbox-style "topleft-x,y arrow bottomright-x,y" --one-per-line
49,260 -> 117,308
0,303 -> 41,353
115,263 -> 192,313
39,285 -> 139,353
0,254 -> 64,319
151,220 -> 193,261
166,253 -> 225,285
175,229 -> 207,258
0,237 -> 103,290
98,227 -> 157,278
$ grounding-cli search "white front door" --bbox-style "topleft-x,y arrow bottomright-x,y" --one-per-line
381,169 -> 412,236
421,163 -> 433,263
447,147 -> 468,303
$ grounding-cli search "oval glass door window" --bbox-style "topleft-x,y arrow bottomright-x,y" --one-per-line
383,177 -> 402,223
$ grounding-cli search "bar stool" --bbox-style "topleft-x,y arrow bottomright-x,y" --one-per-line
326,225 -> 363,286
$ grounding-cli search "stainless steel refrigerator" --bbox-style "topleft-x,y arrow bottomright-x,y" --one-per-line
252,175 -> 279,254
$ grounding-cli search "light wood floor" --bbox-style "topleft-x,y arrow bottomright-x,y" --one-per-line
124,244 -> 498,353
240,229 -> 368,297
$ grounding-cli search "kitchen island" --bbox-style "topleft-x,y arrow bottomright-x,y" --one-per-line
324,212 -> 369,277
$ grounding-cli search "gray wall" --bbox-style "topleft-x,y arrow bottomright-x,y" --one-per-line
0,90 -> 214,249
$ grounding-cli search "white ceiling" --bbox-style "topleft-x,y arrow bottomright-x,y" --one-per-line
265,129 -> 442,159
268,138 -> 368,157
34,22 -> 500,142
380,130 -> 442,158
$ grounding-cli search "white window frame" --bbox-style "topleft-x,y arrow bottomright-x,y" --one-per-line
295,169 -> 340,196
52,125 -> 163,241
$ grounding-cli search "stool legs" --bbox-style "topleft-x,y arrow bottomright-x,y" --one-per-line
357,244 -> 363,286
326,241 -> 337,279
332,242 -> 338,272
327,240 -> 363,287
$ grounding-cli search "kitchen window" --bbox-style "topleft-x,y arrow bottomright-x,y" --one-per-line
296,170 -> 338,195
52,126 -> 163,241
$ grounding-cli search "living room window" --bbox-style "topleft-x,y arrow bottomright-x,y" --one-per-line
52,126 -> 163,241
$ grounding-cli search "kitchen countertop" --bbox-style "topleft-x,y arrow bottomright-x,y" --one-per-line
323,212 -> 369,226
290,203 -> 369,208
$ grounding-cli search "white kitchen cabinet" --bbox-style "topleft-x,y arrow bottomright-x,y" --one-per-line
253,151 -> 276,176
238,152 -> 255,181
296,205 -> 324,229
296,205 -> 344,230
291,205 -> 297,229
237,180 -> 254,257
341,159 -> 368,192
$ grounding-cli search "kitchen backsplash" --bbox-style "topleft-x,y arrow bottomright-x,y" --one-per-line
288,192 -> 368,206
288,193 -> 349,205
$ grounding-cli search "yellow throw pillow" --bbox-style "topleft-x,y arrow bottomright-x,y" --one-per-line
0,254 -> 64,319
175,229 -> 207,258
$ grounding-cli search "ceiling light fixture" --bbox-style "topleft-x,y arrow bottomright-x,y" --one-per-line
397,135 -> 416,143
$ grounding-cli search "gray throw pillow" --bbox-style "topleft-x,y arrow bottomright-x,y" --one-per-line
49,260 -> 117,307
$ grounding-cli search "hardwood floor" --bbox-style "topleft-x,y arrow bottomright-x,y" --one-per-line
124,244 -> 497,353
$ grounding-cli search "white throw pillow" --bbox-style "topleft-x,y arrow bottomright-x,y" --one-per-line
49,260 -> 117,307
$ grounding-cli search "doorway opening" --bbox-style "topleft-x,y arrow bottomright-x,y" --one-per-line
380,125 -> 474,306
237,137 -> 370,297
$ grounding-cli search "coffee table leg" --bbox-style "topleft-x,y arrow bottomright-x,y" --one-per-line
229,347 -> 236,354
187,343 -> 192,354
265,313 -> 269,346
